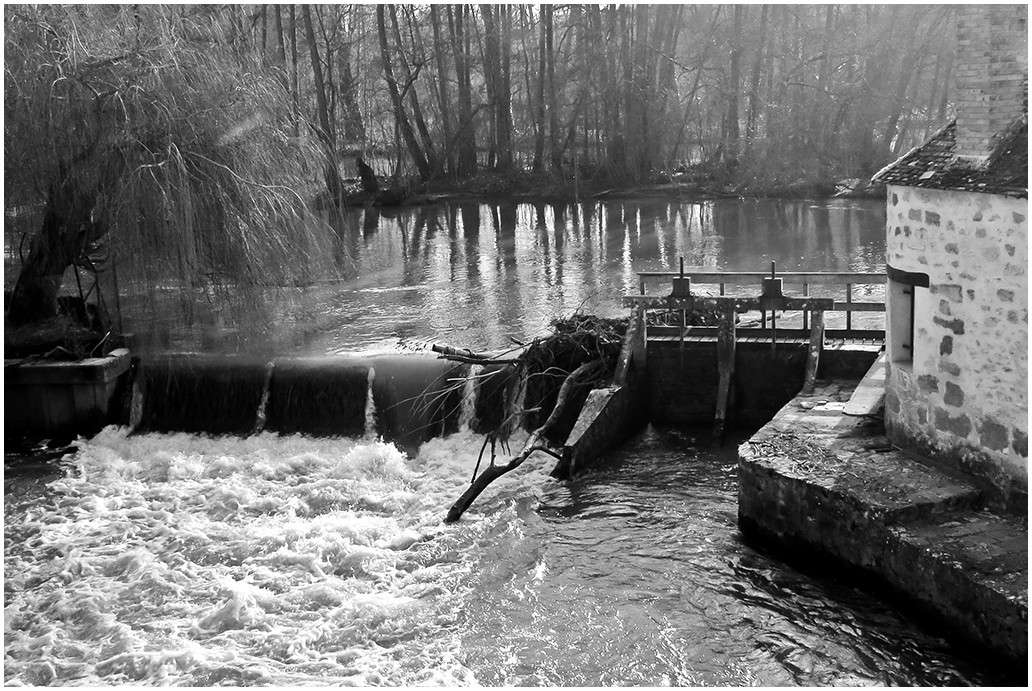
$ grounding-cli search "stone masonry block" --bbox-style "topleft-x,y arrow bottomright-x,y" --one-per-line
979,418 -> 1010,452
935,408 -> 972,438
1012,430 -> 1028,458
933,316 -> 965,335
944,382 -> 965,407
932,284 -> 963,302
918,374 -> 940,393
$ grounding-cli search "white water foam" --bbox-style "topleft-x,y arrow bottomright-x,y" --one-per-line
252,360 -> 276,434
4,426 -> 541,686
364,366 -> 377,438
457,365 -> 482,431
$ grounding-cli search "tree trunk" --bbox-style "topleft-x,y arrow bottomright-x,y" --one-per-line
480,4 -> 500,169
724,6 -> 743,156
303,5 -> 343,201
746,6 -> 768,140
339,39 -> 365,143
8,180 -> 101,326
533,5 -> 547,172
391,6 -> 438,175
544,5 -> 561,172
444,359 -> 605,523
493,6 -> 513,171
377,5 -> 431,180
430,5 -> 456,175
272,4 -> 286,64
448,4 -> 477,177
289,4 -> 300,138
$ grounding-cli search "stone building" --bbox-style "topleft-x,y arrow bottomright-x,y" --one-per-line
873,5 -> 1028,508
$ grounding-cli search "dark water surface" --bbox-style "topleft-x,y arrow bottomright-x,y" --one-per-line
459,427 -> 988,686
124,197 -> 886,354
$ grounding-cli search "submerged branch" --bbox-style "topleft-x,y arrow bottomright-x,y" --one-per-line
444,359 -> 604,523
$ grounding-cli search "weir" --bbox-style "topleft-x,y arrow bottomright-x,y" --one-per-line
128,353 -> 479,452
5,263 -> 1025,670
4,264 -> 887,467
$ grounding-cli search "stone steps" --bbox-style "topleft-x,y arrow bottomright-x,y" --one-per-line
738,355 -> 1027,662
888,509 -> 1028,661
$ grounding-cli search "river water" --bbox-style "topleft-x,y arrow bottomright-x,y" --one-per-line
123,198 -> 887,355
9,197 -> 991,685
4,425 -> 988,686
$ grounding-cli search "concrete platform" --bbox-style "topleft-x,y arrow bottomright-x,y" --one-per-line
5,348 -> 133,442
738,356 -> 1028,663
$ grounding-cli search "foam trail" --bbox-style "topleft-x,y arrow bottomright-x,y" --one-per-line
457,364 -> 481,431
252,359 -> 276,434
2,427 -> 550,686
364,366 -> 377,438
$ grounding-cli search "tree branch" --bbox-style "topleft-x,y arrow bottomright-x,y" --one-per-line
444,359 -> 604,523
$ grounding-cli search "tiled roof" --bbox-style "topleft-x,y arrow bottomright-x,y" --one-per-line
872,119 -> 1027,198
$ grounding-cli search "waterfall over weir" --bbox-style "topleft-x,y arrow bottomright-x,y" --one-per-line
136,354 -> 499,450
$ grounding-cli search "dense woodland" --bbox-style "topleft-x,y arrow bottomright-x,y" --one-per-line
5,4 -> 956,329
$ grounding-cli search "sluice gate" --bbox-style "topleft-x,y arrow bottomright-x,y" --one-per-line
624,263 -> 885,432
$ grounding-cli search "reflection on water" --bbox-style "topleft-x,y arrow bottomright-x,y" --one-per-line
123,198 -> 886,354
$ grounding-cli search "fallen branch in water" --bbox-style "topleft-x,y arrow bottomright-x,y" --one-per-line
431,342 -> 522,366
444,359 -> 605,523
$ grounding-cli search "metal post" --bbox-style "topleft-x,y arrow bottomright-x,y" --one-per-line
713,306 -> 736,443
846,283 -> 853,332
802,282 -> 809,331
803,309 -> 825,392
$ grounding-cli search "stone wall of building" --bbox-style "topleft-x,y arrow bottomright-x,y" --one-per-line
885,184 -> 1028,504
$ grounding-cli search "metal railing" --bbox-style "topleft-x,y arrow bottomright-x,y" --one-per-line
631,265 -> 885,337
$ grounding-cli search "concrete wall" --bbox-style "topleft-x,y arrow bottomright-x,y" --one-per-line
645,340 -> 878,429
6,349 -> 132,443
885,185 -> 1028,503
556,308 -> 647,478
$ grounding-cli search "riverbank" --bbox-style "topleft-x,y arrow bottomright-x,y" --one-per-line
331,168 -> 885,209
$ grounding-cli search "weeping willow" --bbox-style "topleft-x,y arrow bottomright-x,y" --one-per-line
4,5 -> 341,331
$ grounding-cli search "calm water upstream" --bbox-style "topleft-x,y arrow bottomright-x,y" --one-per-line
4,426 -> 988,686
124,197 -> 887,355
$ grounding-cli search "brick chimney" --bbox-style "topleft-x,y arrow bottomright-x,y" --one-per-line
953,5 -> 1028,166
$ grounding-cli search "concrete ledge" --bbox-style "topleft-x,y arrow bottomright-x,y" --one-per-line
557,384 -> 644,478
5,349 -> 132,441
5,348 -> 131,385
738,360 -> 1027,662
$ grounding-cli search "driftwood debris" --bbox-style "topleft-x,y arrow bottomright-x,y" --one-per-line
444,359 -> 605,523
431,343 -> 521,366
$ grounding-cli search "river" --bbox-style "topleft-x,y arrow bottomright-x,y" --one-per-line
9,197 -> 993,685
122,197 -> 887,354
4,425 -> 990,685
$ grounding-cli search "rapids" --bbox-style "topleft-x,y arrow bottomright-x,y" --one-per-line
4,426 -> 989,686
